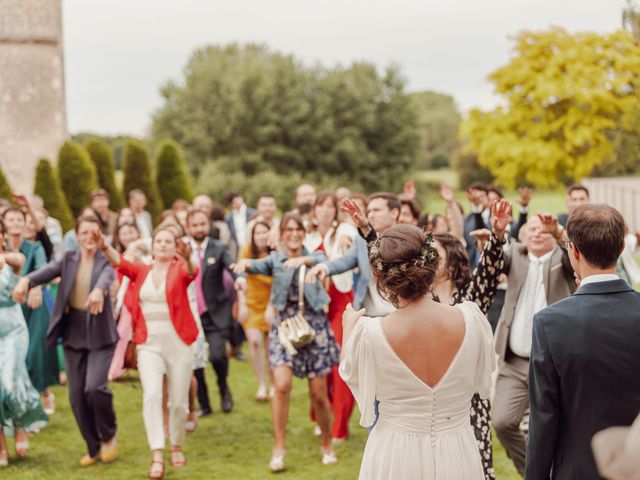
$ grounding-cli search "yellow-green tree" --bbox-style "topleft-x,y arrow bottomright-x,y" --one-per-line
462,28 -> 640,188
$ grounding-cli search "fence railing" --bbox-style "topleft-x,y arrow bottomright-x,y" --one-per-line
582,177 -> 640,232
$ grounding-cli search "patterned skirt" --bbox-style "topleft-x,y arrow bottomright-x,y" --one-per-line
269,307 -> 340,379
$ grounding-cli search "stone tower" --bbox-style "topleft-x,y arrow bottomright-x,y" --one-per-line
0,0 -> 68,195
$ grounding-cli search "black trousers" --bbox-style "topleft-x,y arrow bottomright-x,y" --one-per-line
203,328 -> 229,393
64,345 -> 117,457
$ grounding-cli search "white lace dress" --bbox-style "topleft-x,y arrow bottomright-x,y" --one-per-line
340,301 -> 495,479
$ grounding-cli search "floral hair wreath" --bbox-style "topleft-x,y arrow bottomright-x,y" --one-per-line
369,232 -> 437,273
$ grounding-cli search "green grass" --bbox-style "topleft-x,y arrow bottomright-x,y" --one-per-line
414,169 -> 566,217
5,354 -> 521,479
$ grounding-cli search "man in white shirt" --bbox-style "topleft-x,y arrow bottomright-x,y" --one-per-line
128,189 -> 153,239
224,190 -> 256,253
493,214 -> 576,476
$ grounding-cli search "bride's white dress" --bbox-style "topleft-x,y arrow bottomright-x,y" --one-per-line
340,301 -> 495,479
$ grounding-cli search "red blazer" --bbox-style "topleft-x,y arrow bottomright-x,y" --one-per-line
117,256 -> 199,346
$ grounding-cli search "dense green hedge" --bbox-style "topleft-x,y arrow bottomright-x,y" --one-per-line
155,139 -> 194,207
85,138 -> 124,210
57,141 -> 99,217
0,165 -> 13,200
122,140 -> 163,221
34,158 -> 74,232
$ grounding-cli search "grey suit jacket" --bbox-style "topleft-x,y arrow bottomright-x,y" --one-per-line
27,250 -> 116,350
494,241 -> 575,363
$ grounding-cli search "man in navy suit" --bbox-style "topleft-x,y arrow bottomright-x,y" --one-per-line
525,204 -> 640,480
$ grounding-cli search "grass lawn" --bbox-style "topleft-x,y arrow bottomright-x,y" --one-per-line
5,354 -> 521,479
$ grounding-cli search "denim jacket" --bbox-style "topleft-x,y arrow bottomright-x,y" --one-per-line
247,249 -> 329,312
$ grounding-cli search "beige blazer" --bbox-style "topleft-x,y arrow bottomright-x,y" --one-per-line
494,241 -> 576,363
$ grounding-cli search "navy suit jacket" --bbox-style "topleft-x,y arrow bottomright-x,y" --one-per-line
525,279 -> 640,480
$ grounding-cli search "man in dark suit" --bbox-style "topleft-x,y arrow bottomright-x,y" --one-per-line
463,182 -> 492,269
525,204 -> 640,480
13,216 -> 118,467
224,190 -> 256,256
187,209 -> 244,413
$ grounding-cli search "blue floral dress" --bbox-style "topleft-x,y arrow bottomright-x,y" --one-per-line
0,264 -> 48,433
269,269 -> 340,378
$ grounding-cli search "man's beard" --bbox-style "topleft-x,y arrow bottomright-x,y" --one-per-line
193,233 -> 207,242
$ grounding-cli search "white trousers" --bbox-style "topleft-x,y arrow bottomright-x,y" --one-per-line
137,321 -> 193,451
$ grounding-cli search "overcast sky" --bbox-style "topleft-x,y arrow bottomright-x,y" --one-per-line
62,0 -> 627,136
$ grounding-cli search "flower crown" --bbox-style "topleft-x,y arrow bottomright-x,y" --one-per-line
369,233 -> 437,273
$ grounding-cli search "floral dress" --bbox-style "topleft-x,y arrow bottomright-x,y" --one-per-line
269,269 -> 340,379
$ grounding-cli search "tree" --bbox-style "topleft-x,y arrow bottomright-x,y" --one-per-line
57,141 -> 99,217
122,140 -> 163,220
85,138 -> 124,210
0,165 -> 13,200
410,91 -> 461,169
33,158 -> 74,232
151,43 -> 420,193
462,28 -> 640,188
155,139 -> 194,207
451,149 -> 494,189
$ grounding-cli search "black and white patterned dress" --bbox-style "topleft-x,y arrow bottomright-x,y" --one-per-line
268,271 -> 340,378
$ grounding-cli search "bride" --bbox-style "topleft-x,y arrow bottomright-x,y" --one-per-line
340,224 -> 495,479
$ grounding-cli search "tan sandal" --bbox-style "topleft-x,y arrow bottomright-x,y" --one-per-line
170,447 -> 186,468
148,459 -> 164,479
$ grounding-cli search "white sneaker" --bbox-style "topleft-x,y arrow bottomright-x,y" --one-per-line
322,450 -> 337,465
331,437 -> 347,445
269,451 -> 285,472
313,425 -> 322,437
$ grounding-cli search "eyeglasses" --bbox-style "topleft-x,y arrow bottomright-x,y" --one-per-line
562,238 -> 572,250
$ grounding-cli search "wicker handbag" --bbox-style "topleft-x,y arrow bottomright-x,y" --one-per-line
278,265 -> 316,356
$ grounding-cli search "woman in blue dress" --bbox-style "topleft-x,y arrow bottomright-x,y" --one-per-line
0,218 -> 48,467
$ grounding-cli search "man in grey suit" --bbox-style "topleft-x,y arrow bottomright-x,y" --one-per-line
493,213 -> 576,475
525,205 -> 640,480
13,216 -> 118,467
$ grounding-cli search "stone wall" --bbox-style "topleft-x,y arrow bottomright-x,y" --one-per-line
0,0 -> 67,196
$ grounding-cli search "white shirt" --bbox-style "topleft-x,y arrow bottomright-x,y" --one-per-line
232,204 -> 248,246
579,273 -> 619,287
509,249 -> 555,358
135,211 -> 153,239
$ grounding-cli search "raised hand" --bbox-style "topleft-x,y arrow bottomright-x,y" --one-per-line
175,238 -> 192,261
85,288 -> 105,315
233,259 -> 251,275
342,303 -> 366,327
537,213 -> 559,235
517,186 -> 533,207
12,193 -> 30,210
340,198 -> 369,232
89,228 -> 105,251
401,179 -> 417,200
305,264 -> 327,284
470,228 -> 492,251
440,182 -> 455,204
491,199 -> 512,239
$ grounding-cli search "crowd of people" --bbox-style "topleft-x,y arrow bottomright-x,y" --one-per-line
0,179 -> 639,479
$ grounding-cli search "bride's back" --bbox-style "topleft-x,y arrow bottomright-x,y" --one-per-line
381,300 -> 466,389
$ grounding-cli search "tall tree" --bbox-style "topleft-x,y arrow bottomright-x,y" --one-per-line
462,28 -> 640,188
155,139 -> 194,207
85,138 -> 124,210
57,141 -> 99,217
122,140 -> 163,220
151,43 -> 420,192
34,158 -> 74,232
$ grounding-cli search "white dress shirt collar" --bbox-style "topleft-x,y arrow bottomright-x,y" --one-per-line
580,274 -> 619,287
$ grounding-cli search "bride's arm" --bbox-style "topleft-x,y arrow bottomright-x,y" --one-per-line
341,303 -> 366,361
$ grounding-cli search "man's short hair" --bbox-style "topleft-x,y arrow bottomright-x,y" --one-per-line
488,186 -> 504,199
566,184 -> 590,197
258,193 -> 276,202
91,188 -> 110,200
467,182 -> 489,193
186,208 -> 211,224
128,188 -> 145,199
224,189 -> 243,206
566,204 -> 625,269
74,215 -> 102,232
368,192 -> 401,212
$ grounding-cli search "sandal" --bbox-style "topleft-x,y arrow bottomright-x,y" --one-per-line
148,459 -> 164,479
0,450 -> 8,468
185,412 -> 198,433
15,433 -> 29,458
321,447 -> 337,465
255,385 -> 268,402
269,450 -> 285,472
43,392 -> 56,415
170,447 -> 186,468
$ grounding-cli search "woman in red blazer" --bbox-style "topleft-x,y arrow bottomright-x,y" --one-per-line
94,227 -> 198,480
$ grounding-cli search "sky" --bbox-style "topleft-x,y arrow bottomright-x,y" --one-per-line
62,0 -> 627,136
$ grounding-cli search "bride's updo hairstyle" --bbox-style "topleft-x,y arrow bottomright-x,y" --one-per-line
370,224 -> 439,307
